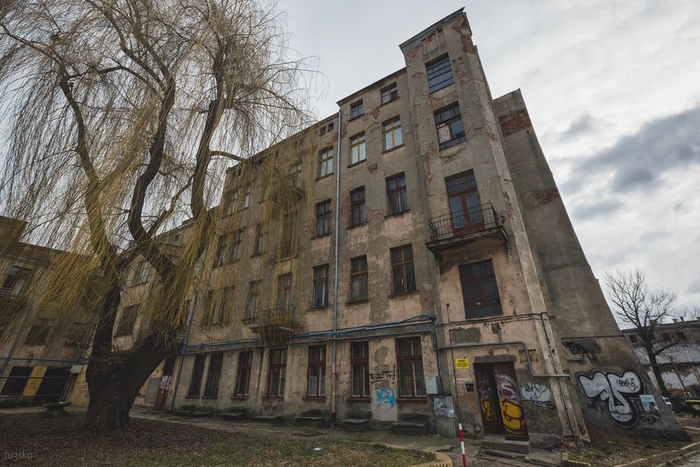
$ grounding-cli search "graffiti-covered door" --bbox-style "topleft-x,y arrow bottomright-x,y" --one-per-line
474,363 -> 527,438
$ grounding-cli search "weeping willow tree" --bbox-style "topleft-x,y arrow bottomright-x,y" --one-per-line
0,0 -> 315,430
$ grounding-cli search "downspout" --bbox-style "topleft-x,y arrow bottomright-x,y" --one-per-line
167,293 -> 198,412
331,109 -> 343,423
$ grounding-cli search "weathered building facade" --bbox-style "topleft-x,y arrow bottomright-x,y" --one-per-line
2,8 -> 687,447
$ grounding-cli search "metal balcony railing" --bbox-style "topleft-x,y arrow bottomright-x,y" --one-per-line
271,174 -> 304,200
249,305 -> 301,345
427,203 -> 506,244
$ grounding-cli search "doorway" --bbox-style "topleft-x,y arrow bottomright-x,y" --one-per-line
474,362 -> 527,438
153,356 -> 175,411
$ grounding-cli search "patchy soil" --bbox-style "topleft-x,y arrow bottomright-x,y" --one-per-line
0,412 -> 434,466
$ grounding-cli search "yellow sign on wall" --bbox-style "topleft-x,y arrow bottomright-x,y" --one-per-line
455,358 -> 470,369
23,365 -> 47,397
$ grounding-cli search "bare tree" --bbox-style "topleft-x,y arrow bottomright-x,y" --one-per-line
605,269 -> 682,397
0,0 -> 315,431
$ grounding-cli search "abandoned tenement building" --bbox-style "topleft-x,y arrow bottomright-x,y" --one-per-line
0,9 -> 687,446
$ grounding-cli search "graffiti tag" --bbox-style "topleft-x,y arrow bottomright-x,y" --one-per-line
577,370 -> 643,426
370,369 -> 396,384
563,341 -> 595,361
521,383 -> 555,409
375,388 -> 396,413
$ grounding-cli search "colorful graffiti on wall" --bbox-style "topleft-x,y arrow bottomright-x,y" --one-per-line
577,370 -> 643,426
475,364 -> 527,436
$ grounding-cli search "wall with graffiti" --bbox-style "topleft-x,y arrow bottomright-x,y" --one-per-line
576,369 -> 663,428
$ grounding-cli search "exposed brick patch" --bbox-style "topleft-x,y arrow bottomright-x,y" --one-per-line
366,207 -> 384,223
452,18 -> 476,54
405,44 -> 422,60
499,109 -> 532,136
522,188 -> 561,209
367,163 -> 378,174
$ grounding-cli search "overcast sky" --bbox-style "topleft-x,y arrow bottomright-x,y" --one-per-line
280,0 -> 700,312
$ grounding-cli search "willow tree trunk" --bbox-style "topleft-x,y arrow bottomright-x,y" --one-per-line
647,348 -> 670,398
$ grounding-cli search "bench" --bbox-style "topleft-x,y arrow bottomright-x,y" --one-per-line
42,401 -> 71,417
392,421 -> 429,436
294,416 -> 326,428
252,415 -> 284,426
341,418 -> 369,432
221,412 -> 246,422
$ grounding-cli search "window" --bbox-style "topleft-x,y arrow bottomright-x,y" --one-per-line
435,103 -> 466,150
381,83 -> 398,104
252,225 -> 264,256
267,348 -> 287,397
276,273 -> 293,311
223,190 -> 236,216
24,317 -> 53,345
350,187 -> 366,226
0,367 -> 31,395
446,171 -> 482,230
313,264 -> 329,308
318,147 -> 334,178
1,266 -> 30,297
64,322 -> 87,347
391,245 -> 416,295
307,345 -> 326,398
214,234 -> 229,267
396,337 -> 426,398
459,260 -> 502,318
350,256 -> 368,302
188,354 -> 206,397
426,54 -> 453,93
230,229 -> 244,262
245,280 -> 261,321
386,173 -> 408,215
383,117 -> 403,151
280,211 -> 298,257
203,352 -> 223,398
234,350 -> 253,397
629,335 -> 638,344
350,100 -> 363,119
133,260 -> 150,285
350,342 -> 370,398
315,200 -> 333,236
349,133 -> 366,165
203,287 -> 233,327
241,184 -> 250,209
115,305 -> 139,337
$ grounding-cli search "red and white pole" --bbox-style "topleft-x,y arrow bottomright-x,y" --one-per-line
458,423 -> 467,467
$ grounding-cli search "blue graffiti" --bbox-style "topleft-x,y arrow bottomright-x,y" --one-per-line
375,388 -> 396,412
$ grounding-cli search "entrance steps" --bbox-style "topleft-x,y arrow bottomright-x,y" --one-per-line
481,435 -> 530,454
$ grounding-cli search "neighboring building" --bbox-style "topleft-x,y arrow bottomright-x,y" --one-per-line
1,8 -> 687,447
0,216 -> 93,406
622,321 -> 700,398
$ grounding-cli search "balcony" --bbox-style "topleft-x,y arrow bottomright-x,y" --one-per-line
426,203 -> 508,254
271,174 -> 304,202
249,305 -> 301,345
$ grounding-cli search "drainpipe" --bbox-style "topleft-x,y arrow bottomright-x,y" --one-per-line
330,109 -> 342,424
167,293 -> 198,412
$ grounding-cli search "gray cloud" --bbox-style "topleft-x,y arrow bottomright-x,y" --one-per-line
566,106 -> 700,194
558,113 -> 597,142
572,199 -> 623,220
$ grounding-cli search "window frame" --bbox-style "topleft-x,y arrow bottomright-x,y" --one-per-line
426,54 -> 454,93
391,244 -> 416,296
380,83 -> 398,104
276,273 -> 293,311
115,305 -> 139,337
349,132 -> 366,165
234,350 -> 253,397
306,345 -> 327,398
252,224 -> 264,256
435,103 -> 466,150
350,187 -> 366,227
386,172 -> 408,215
459,259 -> 503,319
245,280 -> 261,321
315,200 -> 333,237
24,317 -> 54,345
317,147 -> 334,178
187,354 -> 206,397
382,117 -> 403,151
350,100 -> 364,120
312,264 -> 330,309
396,336 -> 426,398
133,260 -> 150,285
203,352 -> 224,398
267,348 -> 287,398
350,256 -> 369,302
350,341 -> 370,399
230,229 -> 244,263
